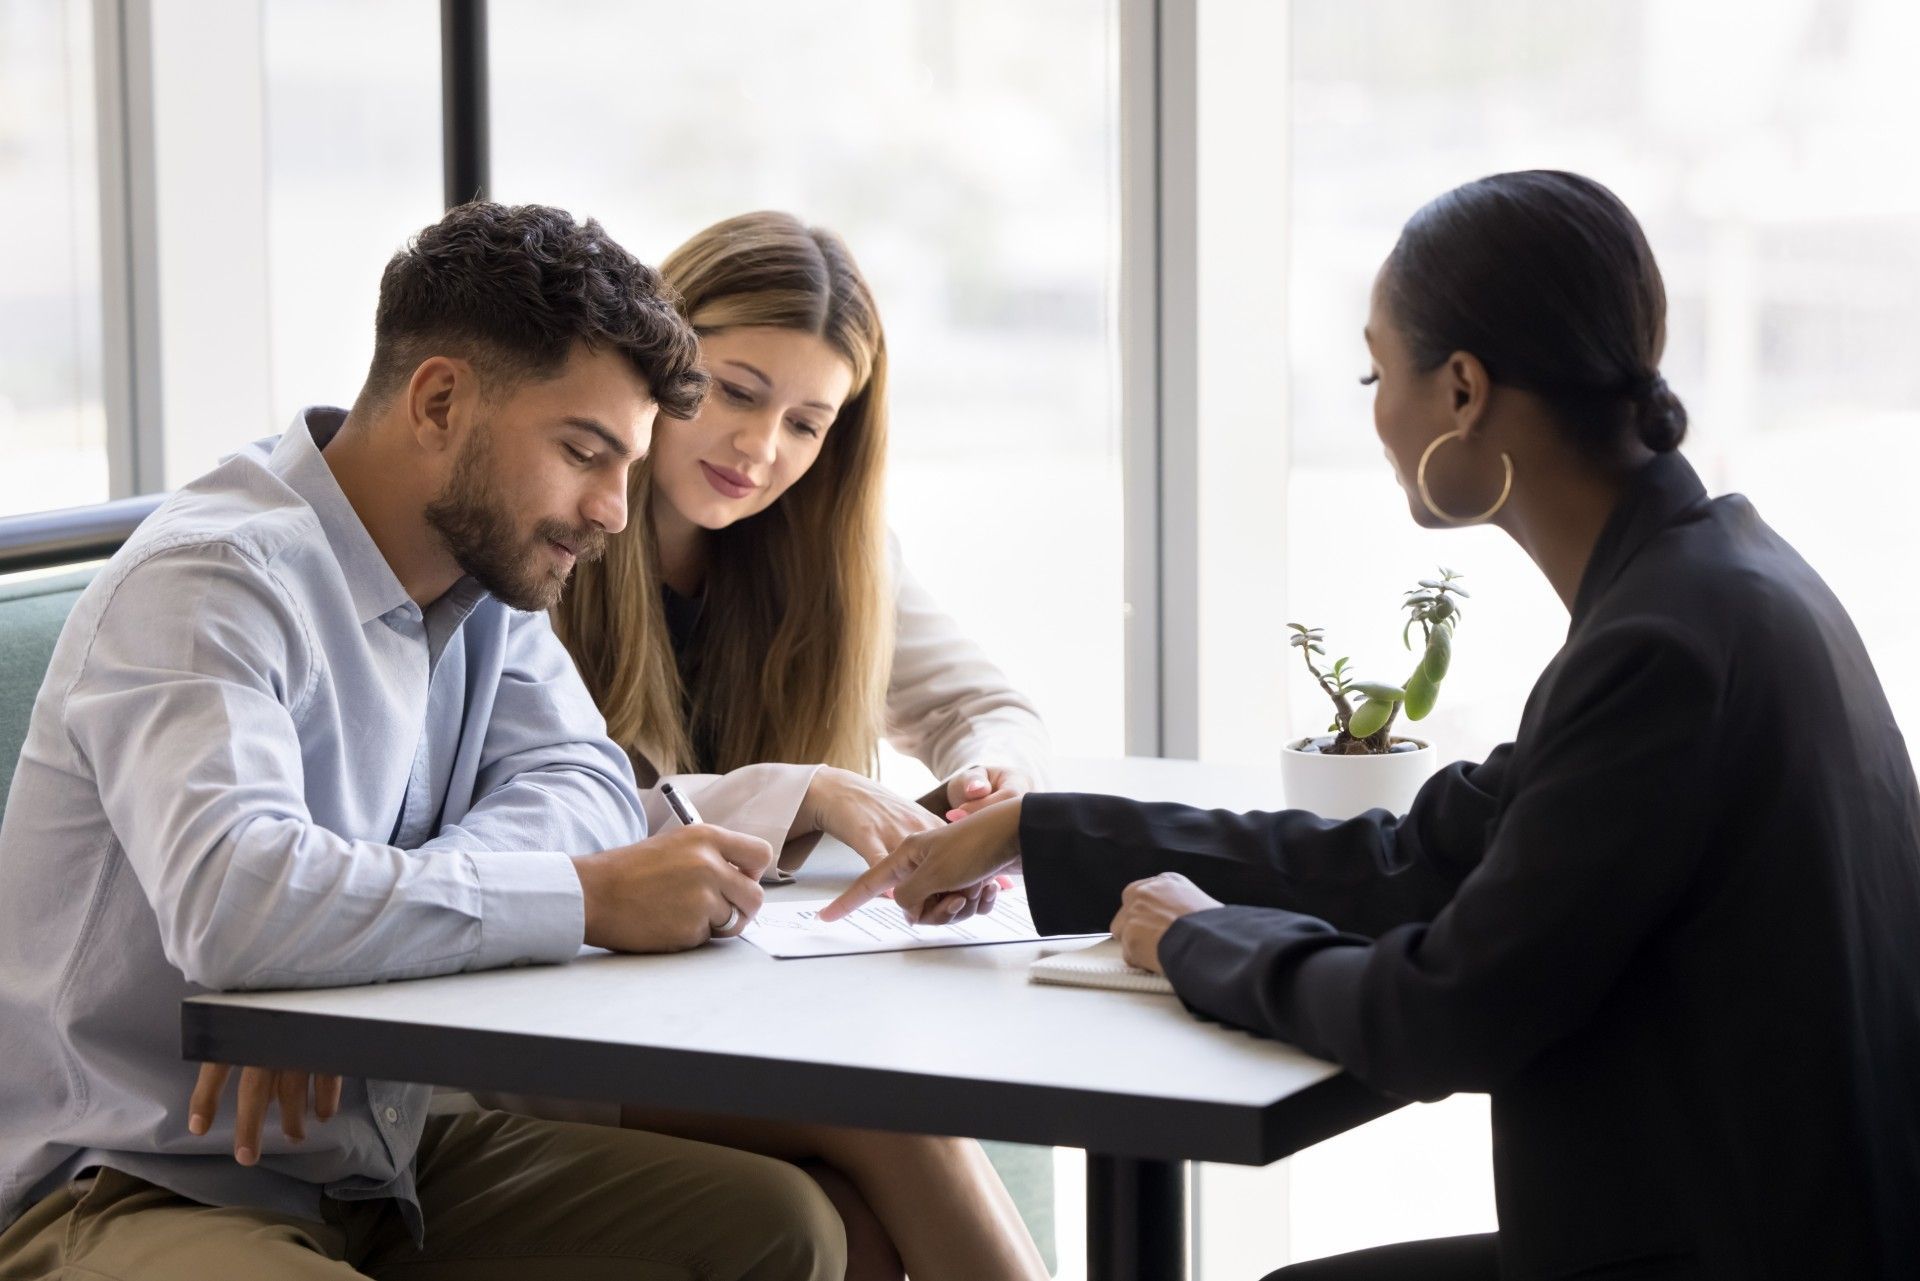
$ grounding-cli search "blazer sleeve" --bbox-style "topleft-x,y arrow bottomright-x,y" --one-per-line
1153,622 -> 1720,1102
883,534 -> 1052,790
1020,744 -> 1512,940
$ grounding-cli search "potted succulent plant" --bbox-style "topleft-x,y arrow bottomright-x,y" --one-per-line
1279,569 -> 1467,818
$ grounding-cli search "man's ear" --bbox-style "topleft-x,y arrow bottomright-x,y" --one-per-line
1446,350 -> 1494,439
402,356 -> 473,456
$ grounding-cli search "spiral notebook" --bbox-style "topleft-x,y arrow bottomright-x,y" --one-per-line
1027,937 -> 1176,995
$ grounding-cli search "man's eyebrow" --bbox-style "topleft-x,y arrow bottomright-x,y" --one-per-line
561,417 -> 634,458
720,359 -> 772,388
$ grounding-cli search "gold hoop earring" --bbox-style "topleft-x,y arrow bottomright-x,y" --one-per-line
1416,429 -> 1513,526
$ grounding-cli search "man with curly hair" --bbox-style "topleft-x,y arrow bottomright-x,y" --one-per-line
0,203 -> 844,1279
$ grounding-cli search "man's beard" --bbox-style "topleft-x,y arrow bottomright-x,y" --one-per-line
423,424 -> 606,611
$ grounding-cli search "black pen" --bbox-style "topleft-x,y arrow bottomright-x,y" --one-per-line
660,780 -> 702,827
660,781 -> 794,884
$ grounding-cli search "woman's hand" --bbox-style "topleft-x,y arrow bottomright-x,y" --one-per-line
187,1062 -> 342,1165
941,764 -> 1039,820
1109,873 -> 1223,974
822,797 -> 1025,925
800,766 -> 943,868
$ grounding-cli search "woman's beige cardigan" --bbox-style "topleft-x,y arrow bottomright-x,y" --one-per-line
628,536 -> 1052,867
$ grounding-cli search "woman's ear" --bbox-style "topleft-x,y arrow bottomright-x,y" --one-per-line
1446,350 -> 1494,437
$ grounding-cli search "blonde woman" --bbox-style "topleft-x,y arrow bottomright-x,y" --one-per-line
539,212 -> 1052,1280
556,213 -> 1048,865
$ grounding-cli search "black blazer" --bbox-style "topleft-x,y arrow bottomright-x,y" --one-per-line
1022,453 -> 1920,1280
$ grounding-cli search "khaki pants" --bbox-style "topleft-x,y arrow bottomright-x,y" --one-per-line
0,1108 -> 845,1280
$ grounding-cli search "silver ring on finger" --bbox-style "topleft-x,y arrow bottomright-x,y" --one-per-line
714,905 -> 743,937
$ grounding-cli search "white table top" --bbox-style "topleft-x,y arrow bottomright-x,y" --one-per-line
183,757 -> 1393,1164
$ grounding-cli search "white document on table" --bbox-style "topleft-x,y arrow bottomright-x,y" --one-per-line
740,880 -> 1099,960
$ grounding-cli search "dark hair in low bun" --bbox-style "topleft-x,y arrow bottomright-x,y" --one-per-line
1384,170 -> 1688,457
1634,374 -> 1688,452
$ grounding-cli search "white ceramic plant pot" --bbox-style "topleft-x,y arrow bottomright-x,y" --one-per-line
1280,736 -> 1437,820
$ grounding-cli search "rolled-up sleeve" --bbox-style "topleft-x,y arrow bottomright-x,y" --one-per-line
66,544 -> 584,990
636,762 -> 821,858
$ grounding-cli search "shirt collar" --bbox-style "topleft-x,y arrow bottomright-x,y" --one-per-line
1569,449 -> 1713,628
269,406 -> 424,626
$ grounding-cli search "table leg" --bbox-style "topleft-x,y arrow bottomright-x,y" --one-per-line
1086,1154 -> 1189,1281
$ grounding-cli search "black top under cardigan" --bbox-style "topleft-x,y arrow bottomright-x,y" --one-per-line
660,582 -> 719,772
1021,452 -> 1920,1280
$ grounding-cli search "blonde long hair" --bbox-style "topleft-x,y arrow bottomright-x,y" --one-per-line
552,212 -> 891,777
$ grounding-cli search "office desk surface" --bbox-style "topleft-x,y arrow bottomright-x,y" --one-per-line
182,756 -> 1394,1167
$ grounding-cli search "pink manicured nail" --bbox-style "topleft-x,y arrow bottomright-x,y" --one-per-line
946,809 -> 966,822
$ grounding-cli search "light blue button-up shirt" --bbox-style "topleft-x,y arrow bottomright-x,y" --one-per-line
0,408 -> 646,1237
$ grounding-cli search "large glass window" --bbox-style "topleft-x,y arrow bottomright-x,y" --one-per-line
106,0 -> 443,490
0,0 -> 106,516
489,0 -> 1125,764
261,0 -> 442,421
1288,0 -> 1920,773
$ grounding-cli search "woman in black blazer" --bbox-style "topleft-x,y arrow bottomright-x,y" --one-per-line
825,171 -> 1920,1280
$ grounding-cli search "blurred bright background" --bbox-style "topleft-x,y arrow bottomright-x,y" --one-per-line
4,0 -> 1918,1274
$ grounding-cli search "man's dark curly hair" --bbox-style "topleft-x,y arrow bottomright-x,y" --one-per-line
360,202 -> 707,419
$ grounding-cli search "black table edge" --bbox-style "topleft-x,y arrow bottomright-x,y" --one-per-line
184,1000 -> 1402,1166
